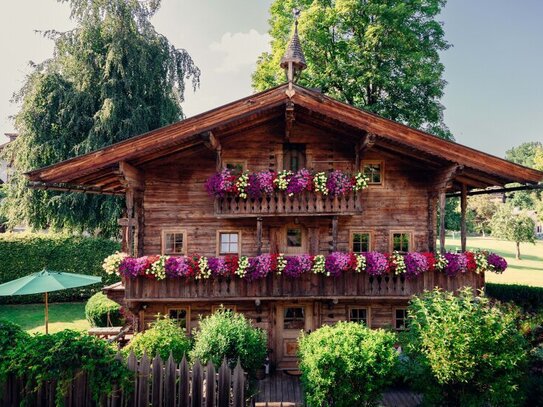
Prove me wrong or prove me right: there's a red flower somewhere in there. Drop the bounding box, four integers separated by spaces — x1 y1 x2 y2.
465 251 477 273
225 255 239 276
421 252 436 272
348 253 358 271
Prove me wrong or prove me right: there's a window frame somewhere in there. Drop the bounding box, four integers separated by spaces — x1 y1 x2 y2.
223 160 247 174
211 304 238 313
161 229 187 256
216 230 242 256
283 224 307 254
394 307 409 331
349 230 373 253
361 160 385 187
389 231 413 253
348 306 371 328
166 306 190 333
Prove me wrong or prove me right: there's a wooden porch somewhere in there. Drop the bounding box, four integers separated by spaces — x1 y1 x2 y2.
254 372 422 407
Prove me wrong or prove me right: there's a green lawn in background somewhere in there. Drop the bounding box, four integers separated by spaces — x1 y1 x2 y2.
442 236 543 287
0 302 89 334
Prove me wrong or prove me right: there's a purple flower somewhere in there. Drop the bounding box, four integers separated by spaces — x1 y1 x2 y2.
119 256 150 278
284 255 312 278
205 169 235 198
443 253 468 276
325 252 351 277
365 252 388 276
165 256 191 278
247 254 273 280
286 169 312 195
326 170 353 196
247 171 275 199
488 253 507 273
207 257 230 277
404 252 428 279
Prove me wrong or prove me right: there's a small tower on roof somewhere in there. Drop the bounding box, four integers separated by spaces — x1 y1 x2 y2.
280 9 306 84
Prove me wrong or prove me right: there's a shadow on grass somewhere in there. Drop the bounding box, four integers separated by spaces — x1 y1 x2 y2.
0 302 87 332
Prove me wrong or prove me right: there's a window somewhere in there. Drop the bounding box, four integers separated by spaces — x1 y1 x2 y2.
349 308 369 326
351 231 371 253
167 307 188 331
283 143 306 172
212 304 237 313
284 307 305 330
391 232 411 252
395 308 408 330
225 161 246 175
217 231 240 255
162 229 186 255
362 161 383 185
287 228 302 247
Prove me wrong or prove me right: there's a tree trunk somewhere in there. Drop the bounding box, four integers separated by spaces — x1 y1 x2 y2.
516 241 521 260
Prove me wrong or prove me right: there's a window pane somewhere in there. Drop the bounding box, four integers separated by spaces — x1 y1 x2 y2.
284 307 305 330
363 163 382 184
226 162 244 174
352 233 369 253
165 233 183 254
350 308 367 324
169 309 187 329
393 233 409 252
220 232 239 254
287 228 302 247
395 309 407 330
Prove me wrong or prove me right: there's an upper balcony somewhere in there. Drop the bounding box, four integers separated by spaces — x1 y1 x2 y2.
214 191 362 218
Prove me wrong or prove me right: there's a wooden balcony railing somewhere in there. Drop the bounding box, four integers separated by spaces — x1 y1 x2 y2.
214 191 362 218
123 271 484 303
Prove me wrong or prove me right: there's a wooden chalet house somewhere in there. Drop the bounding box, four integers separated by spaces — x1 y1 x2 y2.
26 23 542 369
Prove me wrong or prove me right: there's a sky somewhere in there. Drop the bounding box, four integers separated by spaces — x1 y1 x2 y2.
0 0 542 158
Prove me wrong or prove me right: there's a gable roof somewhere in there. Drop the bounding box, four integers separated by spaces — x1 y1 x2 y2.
26 84 543 194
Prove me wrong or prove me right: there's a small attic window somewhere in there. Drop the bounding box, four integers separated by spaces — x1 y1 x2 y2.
362 161 383 185
283 143 306 172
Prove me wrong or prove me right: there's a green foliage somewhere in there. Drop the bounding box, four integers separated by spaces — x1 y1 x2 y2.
467 195 499 236
490 205 536 259
298 321 397 407
0 319 30 380
85 292 123 327
254 0 452 137
190 309 267 376
0 233 120 304
486 283 543 312
506 141 543 168
0 0 199 236
123 316 192 362
405 288 528 406
1 329 129 405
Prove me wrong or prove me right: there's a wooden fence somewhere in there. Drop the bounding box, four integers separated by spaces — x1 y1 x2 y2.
0 352 248 407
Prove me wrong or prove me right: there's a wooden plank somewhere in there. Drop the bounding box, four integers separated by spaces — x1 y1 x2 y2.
192 360 203 407
151 354 163 407
137 353 150 407
205 361 216 407
178 356 190 407
460 183 467 252
439 191 446 254
217 359 231 407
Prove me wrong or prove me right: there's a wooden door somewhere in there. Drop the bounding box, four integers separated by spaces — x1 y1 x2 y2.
275 303 314 370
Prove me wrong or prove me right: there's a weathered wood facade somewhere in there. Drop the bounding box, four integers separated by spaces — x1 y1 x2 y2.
26 81 543 369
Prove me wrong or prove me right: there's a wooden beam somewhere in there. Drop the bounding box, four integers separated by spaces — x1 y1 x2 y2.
119 161 144 190
439 191 446 255
447 183 543 197
433 164 464 191
256 217 263 256
427 191 438 253
460 184 467 252
331 216 338 252
284 101 295 141
27 181 124 196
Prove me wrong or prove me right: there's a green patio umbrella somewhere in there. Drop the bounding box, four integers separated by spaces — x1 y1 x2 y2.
0 269 101 334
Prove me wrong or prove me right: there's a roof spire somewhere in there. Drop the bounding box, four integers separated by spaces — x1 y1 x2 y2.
280 9 307 86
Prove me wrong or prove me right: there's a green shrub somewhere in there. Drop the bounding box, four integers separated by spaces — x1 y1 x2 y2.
0 319 29 380
298 321 397 407
1 330 129 404
85 292 124 327
123 317 192 362
0 233 120 304
190 309 267 376
486 283 543 312
405 288 529 406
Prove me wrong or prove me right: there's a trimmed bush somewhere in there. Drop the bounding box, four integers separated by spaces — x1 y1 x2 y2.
123 317 192 362
405 288 528 406
486 282 543 311
0 319 30 380
190 309 267 376
85 292 124 327
1 330 129 403
0 233 120 304
298 321 398 407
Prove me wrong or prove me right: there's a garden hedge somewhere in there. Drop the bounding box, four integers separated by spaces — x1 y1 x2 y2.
486 283 543 311
0 233 120 304
85 292 124 327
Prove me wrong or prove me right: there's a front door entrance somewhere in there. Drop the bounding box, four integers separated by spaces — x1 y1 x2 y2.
276 303 314 370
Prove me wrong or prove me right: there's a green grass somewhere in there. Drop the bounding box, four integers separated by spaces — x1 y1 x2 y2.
0 302 89 334
442 236 543 287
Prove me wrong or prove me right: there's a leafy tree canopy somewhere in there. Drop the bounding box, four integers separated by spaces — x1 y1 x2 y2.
505 141 543 168
253 0 452 138
504 141 542 211
490 205 535 259
1 0 200 236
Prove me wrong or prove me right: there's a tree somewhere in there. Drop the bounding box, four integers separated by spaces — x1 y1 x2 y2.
253 0 452 138
504 142 542 212
0 0 200 236
467 195 498 236
490 205 535 260
505 141 543 168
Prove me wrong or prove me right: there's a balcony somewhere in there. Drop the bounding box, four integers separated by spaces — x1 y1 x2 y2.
123 271 484 303
214 191 362 218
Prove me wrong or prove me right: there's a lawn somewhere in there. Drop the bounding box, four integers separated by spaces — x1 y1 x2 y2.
443 236 543 287
0 302 89 334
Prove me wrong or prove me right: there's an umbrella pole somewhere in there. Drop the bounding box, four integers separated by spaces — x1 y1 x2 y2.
45 292 49 334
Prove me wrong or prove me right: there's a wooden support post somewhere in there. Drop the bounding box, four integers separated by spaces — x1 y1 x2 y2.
439 191 446 254
126 188 135 256
460 183 467 253
45 292 49 335
331 216 338 252
427 192 438 253
256 217 263 256
135 190 145 257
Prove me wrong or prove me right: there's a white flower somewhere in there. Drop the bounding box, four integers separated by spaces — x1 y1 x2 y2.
102 252 128 275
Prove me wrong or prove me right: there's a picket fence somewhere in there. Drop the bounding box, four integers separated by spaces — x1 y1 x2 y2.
0 352 248 407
